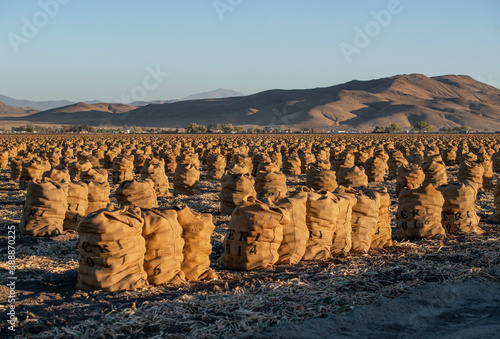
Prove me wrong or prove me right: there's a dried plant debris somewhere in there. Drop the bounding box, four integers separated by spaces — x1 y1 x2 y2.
0 134 499 338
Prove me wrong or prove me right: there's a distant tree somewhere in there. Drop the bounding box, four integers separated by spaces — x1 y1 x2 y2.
186 123 201 133
263 126 272 133
390 123 401 132
247 127 255 133
25 124 34 133
221 123 233 133
373 126 385 133
234 126 244 133
413 121 433 132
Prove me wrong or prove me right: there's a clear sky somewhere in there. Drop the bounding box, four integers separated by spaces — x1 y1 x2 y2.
1 0 499 102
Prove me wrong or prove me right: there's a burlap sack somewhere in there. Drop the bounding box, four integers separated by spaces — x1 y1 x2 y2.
140 158 171 197
492 152 500 173
115 179 158 209
175 205 218 281
407 150 424 165
81 168 108 183
64 181 88 231
301 187 339 260
69 161 92 180
478 158 494 190
0 150 9 168
364 156 388 182
396 164 425 197
266 192 308 265
422 160 448 187
388 151 408 180
437 181 483 234
442 148 457 166
299 152 316 173
77 205 148 291
141 209 186 285
220 195 286 270
231 154 253 174
254 170 287 199
256 162 280 173
494 182 500 221
306 166 338 192
20 158 46 189
112 155 134 185
20 178 68 237
396 184 445 240
42 168 71 182
134 153 150 174
350 189 380 253
220 171 257 215
283 153 302 175
330 189 355 253
103 150 118 169
206 154 226 179
457 161 484 190
85 179 110 214
370 189 393 248
10 158 23 181
331 153 355 173
337 166 368 189
173 163 200 195
162 152 177 173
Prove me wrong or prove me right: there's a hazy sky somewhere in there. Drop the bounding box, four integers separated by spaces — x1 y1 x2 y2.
1 0 499 102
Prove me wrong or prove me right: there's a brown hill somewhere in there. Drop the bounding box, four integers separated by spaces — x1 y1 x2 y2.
18 74 500 131
0 102 39 116
22 102 138 126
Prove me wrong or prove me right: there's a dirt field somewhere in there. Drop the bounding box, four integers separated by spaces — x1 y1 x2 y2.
0 134 499 338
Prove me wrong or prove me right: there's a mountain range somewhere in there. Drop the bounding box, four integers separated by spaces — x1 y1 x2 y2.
2 74 500 131
0 88 244 111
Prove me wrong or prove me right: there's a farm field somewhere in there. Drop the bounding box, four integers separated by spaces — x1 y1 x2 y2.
0 133 499 338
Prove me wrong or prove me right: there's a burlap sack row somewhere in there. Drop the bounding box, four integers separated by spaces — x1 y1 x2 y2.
437 181 483 234
220 195 286 270
77 205 148 291
20 178 68 237
396 184 445 240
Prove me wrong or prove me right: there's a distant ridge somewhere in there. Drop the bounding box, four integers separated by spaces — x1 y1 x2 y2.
8 74 500 131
